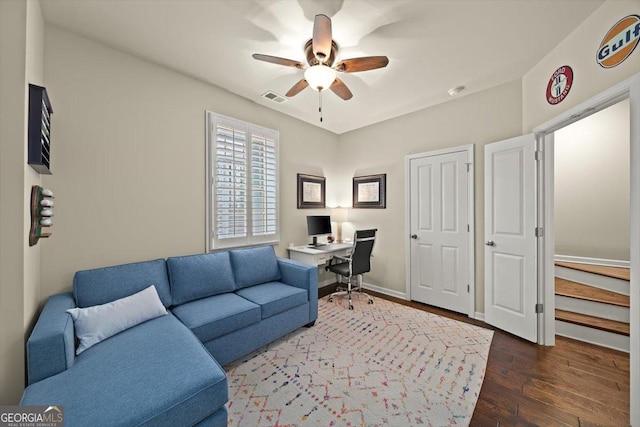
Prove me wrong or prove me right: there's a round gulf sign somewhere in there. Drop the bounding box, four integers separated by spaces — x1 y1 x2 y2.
546 66 573 105
597 14 640 68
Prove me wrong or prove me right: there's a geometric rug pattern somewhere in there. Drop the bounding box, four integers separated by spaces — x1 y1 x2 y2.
225 295 493 426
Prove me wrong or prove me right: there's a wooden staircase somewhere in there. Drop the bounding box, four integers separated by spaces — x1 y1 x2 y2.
554 261 630 352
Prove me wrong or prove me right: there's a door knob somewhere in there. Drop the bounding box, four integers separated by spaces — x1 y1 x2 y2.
485 240 495 246
411 234 418 239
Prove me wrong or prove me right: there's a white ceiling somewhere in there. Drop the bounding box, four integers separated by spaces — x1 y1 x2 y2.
40 0 604 134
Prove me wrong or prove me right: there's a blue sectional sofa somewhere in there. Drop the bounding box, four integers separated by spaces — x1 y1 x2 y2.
21 246 318 427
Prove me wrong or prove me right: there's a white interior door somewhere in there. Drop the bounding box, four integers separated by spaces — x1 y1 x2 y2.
409 149 470 314
484 134 537 342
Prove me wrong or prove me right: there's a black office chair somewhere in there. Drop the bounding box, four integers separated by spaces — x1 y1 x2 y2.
326 229 377 310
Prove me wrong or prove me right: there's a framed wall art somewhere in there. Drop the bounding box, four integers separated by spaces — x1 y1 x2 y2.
297 173 325 209
353 174 386 208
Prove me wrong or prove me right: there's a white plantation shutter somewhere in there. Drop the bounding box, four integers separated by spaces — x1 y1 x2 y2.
251 134 278 237
207 113 279 249
215 125 247 240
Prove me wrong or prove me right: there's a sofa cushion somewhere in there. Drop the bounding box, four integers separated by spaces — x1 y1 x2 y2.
230 245 281 289
167 252 236 305
235 281 308 319
67 285 167 355
171 293 261 343
21 313 227 427
73 259 172 308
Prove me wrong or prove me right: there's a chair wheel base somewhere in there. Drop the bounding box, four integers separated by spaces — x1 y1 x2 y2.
368 299 374 304
349 305 354 310
328 297 333 302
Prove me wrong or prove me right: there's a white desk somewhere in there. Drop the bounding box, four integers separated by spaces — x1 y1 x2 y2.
287 243 352 266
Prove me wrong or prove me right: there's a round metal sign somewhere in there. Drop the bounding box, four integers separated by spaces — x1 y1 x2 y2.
546 66 573 105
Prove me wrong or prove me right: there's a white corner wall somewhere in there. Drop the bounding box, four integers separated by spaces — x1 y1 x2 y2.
24 0 45 333
0 0 44 405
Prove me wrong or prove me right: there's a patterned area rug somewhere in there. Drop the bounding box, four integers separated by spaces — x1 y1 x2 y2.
225 295 493 426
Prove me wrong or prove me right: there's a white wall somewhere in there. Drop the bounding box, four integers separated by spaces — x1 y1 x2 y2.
339 80 523 311
24 0 45 331
41 26 340 299
0 0 44 405
523 0 640 132
555 99 630 261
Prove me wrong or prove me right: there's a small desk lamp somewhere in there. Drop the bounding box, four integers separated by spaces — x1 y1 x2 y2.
331 207 349 243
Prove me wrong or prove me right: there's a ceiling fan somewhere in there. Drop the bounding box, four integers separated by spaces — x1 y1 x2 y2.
252 14 389 102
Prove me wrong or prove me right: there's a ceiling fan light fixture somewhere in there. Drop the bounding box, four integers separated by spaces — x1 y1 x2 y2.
304 65 336 91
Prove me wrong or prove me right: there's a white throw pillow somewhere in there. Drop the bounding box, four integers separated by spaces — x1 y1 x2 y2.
67 285 167 355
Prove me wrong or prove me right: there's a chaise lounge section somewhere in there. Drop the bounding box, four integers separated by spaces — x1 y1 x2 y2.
21 246 318 427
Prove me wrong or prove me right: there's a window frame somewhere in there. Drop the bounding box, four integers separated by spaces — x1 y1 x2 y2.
205 112 280 251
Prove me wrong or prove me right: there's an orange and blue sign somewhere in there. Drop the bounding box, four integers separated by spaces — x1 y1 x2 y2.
597 14 640 68
546 66 573 105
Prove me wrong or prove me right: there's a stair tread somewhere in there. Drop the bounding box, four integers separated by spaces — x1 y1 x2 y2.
555 309 629 336
555 278 629 307
555 261 630 281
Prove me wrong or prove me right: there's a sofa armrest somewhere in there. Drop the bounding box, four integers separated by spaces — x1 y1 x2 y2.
277 258 318 323
26 292 76 385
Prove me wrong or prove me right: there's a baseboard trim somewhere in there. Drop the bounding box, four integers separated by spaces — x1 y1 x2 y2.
362 282 408 300
320 280 408 301
362 282 484 318
555 255 630 268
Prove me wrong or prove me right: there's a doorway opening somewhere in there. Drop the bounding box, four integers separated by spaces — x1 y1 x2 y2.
552 99 630 352
480 74 638 423
534 74 638 425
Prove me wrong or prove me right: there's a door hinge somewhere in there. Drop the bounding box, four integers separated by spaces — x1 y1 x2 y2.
467 224 470 232
535 151 544 161
535 227 544 237
535 303 544 314
465 163 471 172
467 284 470 293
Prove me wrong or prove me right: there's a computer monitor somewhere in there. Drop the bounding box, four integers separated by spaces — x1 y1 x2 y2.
306 215 332 246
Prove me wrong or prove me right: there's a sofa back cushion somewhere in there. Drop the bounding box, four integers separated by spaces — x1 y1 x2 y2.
74 259 172 308
167 252 236 305
230 246 281 289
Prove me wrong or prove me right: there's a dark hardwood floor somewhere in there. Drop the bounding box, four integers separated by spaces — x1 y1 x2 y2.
319 285 630 426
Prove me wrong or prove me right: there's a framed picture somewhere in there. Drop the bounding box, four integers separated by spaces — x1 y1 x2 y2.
353 174 386 209
297 173 326 209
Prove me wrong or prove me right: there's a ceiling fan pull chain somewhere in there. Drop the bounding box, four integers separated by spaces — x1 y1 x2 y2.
319 91 323 122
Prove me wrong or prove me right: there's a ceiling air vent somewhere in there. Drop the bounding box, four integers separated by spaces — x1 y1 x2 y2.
262 91 287 104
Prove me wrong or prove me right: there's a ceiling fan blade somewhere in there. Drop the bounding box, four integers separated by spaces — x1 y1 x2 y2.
285 79 309 97
312 14 332 63
252 54 304 69
335 56 389 73
330 78 353 100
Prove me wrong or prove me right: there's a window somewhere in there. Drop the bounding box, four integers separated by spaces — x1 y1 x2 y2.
206 112 279 250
